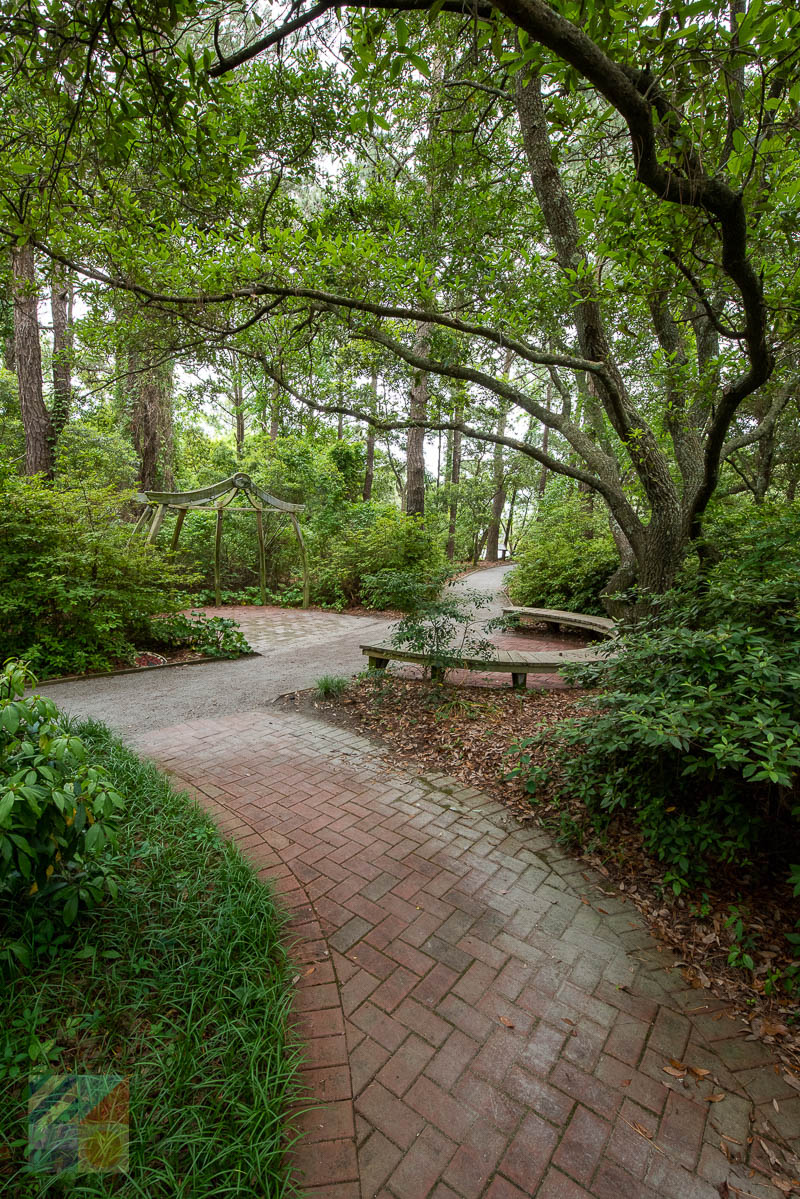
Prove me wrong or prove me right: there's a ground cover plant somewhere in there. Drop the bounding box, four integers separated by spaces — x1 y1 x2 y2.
1 675 300 1197
145 612 254 660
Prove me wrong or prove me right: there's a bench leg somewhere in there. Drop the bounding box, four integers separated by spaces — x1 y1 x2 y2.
430 664 445 683
512 672 527 690
368 656 389 672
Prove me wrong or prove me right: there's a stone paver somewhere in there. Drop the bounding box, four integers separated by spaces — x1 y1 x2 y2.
132 707 796 1199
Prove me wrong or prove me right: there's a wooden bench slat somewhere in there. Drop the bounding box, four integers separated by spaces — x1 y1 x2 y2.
502 606 615 637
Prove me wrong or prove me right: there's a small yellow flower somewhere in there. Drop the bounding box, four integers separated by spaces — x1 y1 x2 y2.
45 864 54 878
29 882 38 895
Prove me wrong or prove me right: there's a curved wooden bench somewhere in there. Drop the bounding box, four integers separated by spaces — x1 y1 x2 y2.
502 606 615 639
360 642 607 689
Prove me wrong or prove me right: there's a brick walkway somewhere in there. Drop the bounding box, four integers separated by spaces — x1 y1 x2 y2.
133 709 797 1199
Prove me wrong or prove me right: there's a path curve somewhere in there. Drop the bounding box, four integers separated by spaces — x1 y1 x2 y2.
38 571 795 1198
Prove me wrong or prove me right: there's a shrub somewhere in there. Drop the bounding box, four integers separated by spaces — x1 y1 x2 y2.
146 612 253 658
508 495 619 615
510 569 800 900
0 473 189 677
0 662 123 940
312 504 446 609
390 587 496 672
361 568 446 613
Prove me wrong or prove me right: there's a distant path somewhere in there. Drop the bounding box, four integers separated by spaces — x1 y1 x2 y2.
39 565 516 738
448 562 516 621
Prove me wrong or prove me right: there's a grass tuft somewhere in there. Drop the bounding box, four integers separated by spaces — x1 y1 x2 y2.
1 721 302 1197
313 675 349 700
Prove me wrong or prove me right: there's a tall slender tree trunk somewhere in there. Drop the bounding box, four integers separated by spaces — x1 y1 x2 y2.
50 266 72 439
363 368 377 501
504 486 517 557
12 244 53 477
130 357 174 491
270 380 280 440
485 401 508 560
445 395 463 561
232 369 245 459
538 380 552 498
406 323 430 516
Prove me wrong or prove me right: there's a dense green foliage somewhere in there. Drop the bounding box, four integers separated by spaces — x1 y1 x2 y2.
0 663 123 941
310 503 446 609
1 718 299 1195
507 496 619 615
146 612 253 659
511 504 800 920
0 474 187 677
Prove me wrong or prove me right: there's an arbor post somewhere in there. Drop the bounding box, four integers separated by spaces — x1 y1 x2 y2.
214 507 223 606
170 507 186 551
256 508 268 606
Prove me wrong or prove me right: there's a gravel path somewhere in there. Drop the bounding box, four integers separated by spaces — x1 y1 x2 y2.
39 565 516 738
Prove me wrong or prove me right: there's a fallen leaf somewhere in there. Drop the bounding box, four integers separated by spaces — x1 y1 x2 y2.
663 1066 686 1078
669 1058 686 1070
759 1139 782 1169
304 966 316 976
707 1092 726 1103
689 1066 712 1079
769 1178 794 1195
773 1099 780 1112
499 1016 515 1028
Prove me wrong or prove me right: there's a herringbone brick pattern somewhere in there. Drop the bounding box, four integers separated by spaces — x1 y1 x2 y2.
134 711 795 1199
199 605 375 651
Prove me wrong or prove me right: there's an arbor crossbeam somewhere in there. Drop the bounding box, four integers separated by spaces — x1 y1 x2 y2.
134 473 310 608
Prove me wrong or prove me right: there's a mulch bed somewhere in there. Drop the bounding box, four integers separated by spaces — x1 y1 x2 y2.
279 672 800 1074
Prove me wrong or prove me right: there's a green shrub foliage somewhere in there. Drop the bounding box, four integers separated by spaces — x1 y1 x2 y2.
146 612 253 658
508 495 619 615
310 503 446 609
0 473 187 676
0 662 123 934
511 503 800 901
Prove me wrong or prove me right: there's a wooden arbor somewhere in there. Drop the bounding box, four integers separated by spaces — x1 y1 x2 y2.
133 472 310 608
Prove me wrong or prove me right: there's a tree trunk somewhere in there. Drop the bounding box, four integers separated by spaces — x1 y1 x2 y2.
12 244 53 477
233 370 245 459
446 395 463 561
485 402 508 561
406 322 430 516
538 380 551 497
363 368 377 501
504 486 517 558
50 266 72 439
131 358 174 491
